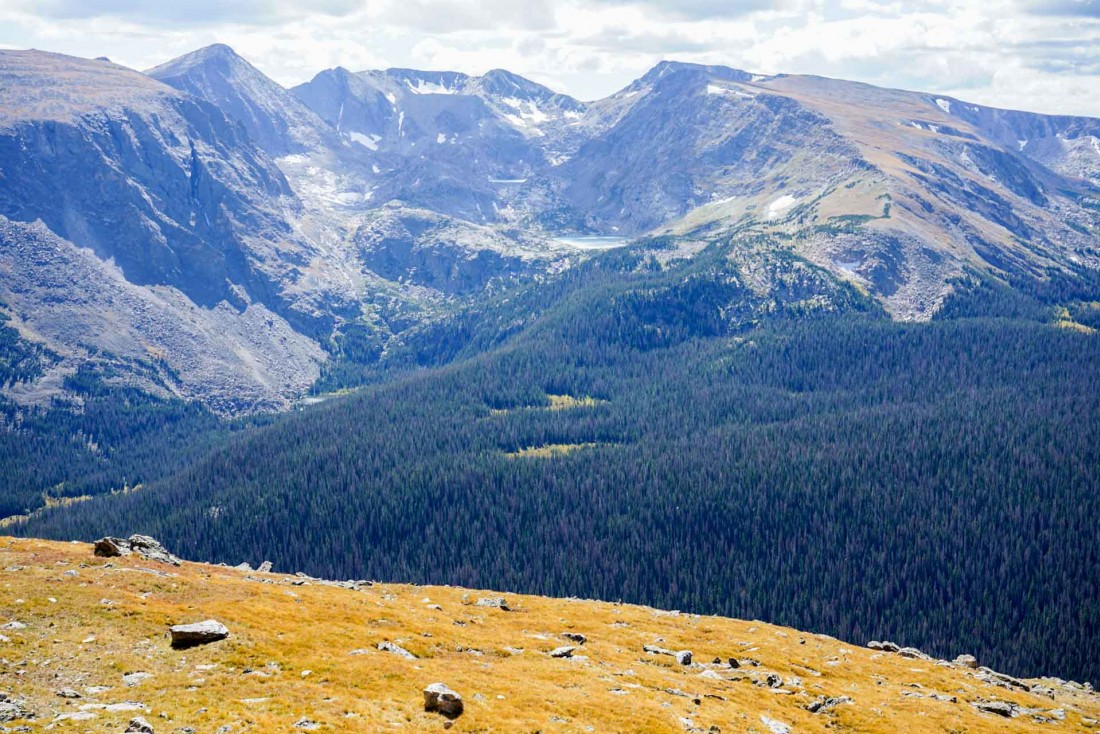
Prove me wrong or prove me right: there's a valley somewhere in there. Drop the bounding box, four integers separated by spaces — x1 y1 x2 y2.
0 41 1098 709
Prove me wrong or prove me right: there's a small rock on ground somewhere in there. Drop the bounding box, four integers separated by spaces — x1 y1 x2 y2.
125 716 155 733
424 683 464 718
378 641 416 659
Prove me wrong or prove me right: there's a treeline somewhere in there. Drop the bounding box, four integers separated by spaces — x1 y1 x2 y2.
17 312 1100 684
0 308 56 388
0 364 229 519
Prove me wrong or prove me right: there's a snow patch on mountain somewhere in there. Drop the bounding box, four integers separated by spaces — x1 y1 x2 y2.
349 131 380 150
406 78 457 95
766 194 798 219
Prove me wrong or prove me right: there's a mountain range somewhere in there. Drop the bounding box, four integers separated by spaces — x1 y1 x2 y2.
0 44 1097 410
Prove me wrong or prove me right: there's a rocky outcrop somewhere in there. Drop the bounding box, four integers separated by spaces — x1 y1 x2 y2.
806 695 852 713
0 693 32 722
94 535 181 566
974 700 1018 717
867 640 900 652
898 646 930 660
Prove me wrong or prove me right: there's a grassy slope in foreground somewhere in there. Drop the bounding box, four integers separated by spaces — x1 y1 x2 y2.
1 537 1097 733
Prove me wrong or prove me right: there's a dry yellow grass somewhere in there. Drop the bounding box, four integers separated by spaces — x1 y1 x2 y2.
1 536 1097 733
490 394 607 417
545 395 606 410
504 443 602 458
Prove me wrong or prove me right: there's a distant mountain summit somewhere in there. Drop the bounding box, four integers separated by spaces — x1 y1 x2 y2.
147 43 333 156
0 49 327 410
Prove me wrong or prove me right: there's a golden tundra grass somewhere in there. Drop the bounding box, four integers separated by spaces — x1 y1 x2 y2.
490 393 607 417
1 537 1097 732
504 443 602 458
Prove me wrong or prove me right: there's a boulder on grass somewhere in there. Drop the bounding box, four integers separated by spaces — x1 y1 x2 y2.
423 683 463 718
125 716 155 733
170 620 229 649
955 654 979 669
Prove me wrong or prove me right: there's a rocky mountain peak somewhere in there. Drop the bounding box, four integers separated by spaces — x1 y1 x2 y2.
148 43 333 157
640 59 754 87
473 68 584 111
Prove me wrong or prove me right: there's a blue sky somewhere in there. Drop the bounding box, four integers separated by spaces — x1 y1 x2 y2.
2 0 1099 115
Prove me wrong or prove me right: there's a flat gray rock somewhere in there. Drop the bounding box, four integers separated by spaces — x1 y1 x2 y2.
975 700 1018 717
377 641 416 659
644 644 692 665
475 597 510 610
170 620 230 649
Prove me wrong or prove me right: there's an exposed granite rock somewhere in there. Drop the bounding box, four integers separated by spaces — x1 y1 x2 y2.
378 641 416 659
423 683 463 718
974 700 1018 717
125 716 155 733
170 620 230 649
94 536 181 566
644 644 693 665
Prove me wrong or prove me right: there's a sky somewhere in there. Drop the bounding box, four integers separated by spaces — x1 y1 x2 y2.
1 0 1099 116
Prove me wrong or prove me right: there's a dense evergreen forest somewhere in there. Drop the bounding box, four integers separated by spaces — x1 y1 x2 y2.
6 240 1100 685
0 304 238 520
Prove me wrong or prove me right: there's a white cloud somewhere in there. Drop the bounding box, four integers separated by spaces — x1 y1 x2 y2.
0 0 1097 116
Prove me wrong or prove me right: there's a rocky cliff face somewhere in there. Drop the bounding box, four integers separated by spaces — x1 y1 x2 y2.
291 65 586 224
0 51 328 315
352 204 570 296
0 51 333 409
0 216 324 412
